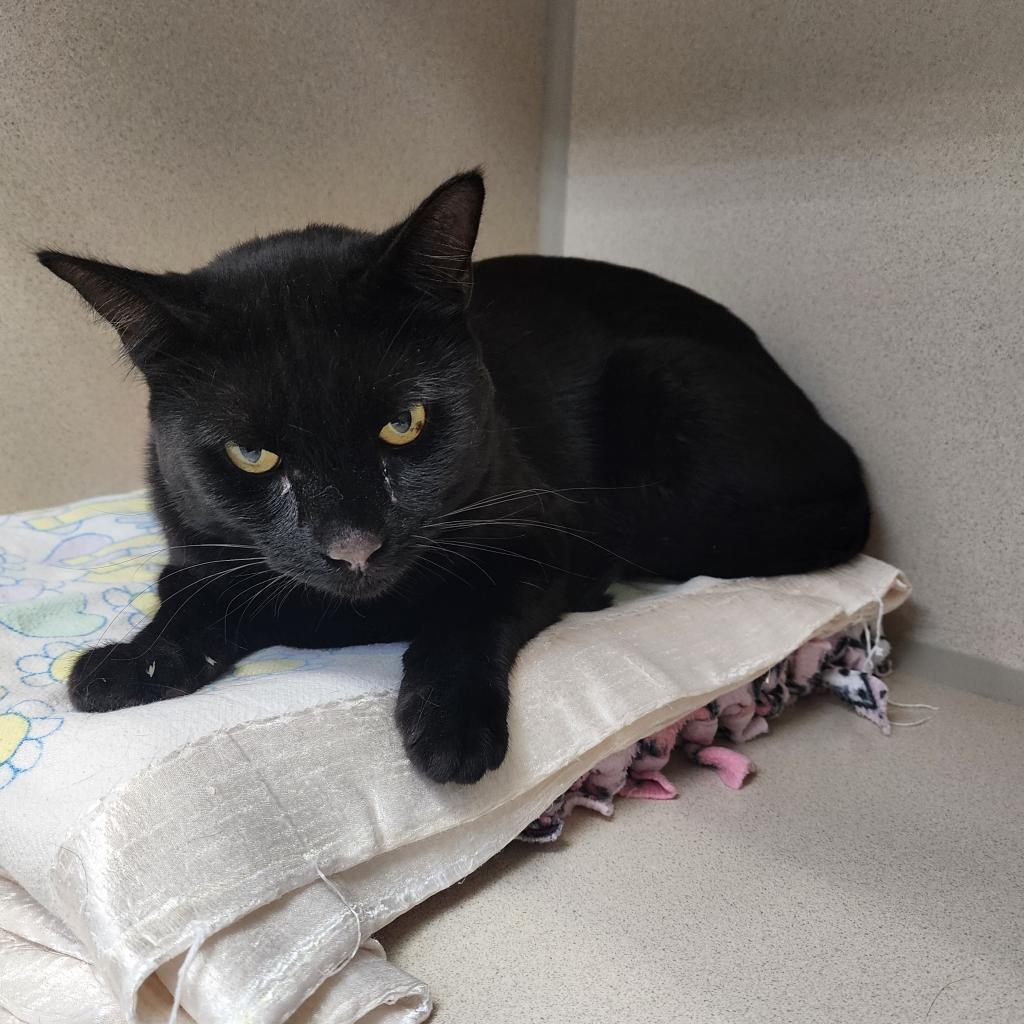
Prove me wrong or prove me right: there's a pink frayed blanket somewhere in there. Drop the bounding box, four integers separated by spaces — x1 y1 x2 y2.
521 624 891 842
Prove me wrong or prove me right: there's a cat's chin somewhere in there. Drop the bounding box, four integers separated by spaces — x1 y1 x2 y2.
337 577 396 602
297 566 402 604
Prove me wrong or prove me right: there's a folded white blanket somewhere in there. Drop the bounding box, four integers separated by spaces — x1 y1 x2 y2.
0 492 909 1023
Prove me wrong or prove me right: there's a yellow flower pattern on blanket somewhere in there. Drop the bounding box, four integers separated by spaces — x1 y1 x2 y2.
24 494 151 532
233 657 306 678
0 696 63 790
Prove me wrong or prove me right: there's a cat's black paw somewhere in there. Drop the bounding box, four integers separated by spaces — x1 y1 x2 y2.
395 677 509 785
68 638 210 712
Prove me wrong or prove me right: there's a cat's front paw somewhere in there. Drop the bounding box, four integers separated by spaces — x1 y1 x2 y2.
68 638 205 712
396 676 509 785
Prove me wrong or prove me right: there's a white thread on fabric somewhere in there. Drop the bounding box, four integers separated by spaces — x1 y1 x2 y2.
167 927 207 1024
315 865 363 953
888 699 938 728
862 599 886 673
855 603 933 727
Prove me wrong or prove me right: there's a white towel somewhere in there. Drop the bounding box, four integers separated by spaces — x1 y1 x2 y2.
0 492 909 1023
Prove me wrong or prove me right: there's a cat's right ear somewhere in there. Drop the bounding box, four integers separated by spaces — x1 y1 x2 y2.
377 170 485 306
37 251 197 373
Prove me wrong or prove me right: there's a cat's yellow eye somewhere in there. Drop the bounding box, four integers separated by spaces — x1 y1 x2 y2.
379 403 426 446
225 442 280 473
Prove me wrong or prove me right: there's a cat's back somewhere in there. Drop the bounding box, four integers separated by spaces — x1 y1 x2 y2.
466 255 790 485
469 255 760 357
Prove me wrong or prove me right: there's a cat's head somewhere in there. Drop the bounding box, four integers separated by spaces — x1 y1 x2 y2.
39 172 497 600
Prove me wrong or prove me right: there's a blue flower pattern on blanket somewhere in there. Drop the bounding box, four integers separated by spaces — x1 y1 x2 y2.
0 544 58 606
16 641 84 688
0 492 329 790
0 695 63 790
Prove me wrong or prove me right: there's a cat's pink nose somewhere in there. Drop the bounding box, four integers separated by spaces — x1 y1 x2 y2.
324 532 382 571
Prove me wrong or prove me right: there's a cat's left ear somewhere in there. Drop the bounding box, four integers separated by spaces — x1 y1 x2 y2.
380 170 485 304
37 251 199 373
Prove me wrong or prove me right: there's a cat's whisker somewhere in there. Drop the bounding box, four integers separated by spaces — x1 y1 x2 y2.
273 576 300 619
221 575 281 645
245 582 281 624
433 486 590 521
412 537 490 586
87 543 262 576
90 557 265 647
426 516 655 574
251 572 298 622
433 489 549 519
409 555 451 588
220 569 282 626
221 571 281 645
237 568 306 629
131 562 268 661
434 481 656 522
431 538 594 581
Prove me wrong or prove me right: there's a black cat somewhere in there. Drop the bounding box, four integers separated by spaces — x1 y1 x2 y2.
39 171 869 783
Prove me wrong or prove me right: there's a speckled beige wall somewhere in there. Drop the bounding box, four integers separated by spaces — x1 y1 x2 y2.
565 1 1024 670
0 0 545 512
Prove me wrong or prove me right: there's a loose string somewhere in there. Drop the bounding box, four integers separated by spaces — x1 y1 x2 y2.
861 601 935 727
317 865 364 962
165 870 360 1024
168 926 207 1024
888 699 938 728
862 599 886 674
